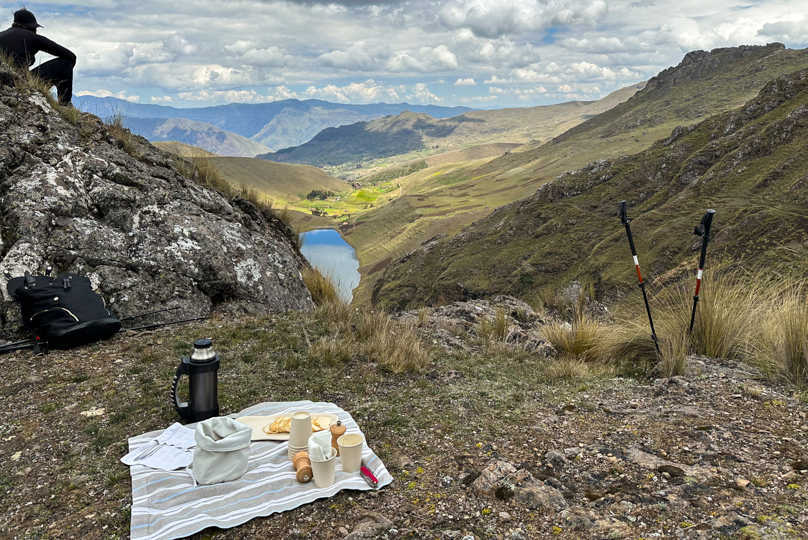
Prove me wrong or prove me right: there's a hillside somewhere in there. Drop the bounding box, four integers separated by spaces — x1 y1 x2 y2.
258 84 644 168
152 141 219 157
371 66 808 309
210 156 348 205
121 117 272 157
344 43 808 305
74 96 471 151
5 305 808 539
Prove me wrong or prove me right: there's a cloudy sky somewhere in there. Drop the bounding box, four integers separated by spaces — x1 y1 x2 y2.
3 0 807 109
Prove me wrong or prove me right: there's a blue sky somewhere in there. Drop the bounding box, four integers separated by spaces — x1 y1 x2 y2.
3 0 808 108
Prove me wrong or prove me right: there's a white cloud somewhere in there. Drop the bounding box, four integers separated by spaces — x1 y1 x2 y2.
450 28 542 68
35 0 808 108
75 89 140 102
454 78 476 86
319 41 392 71
405 83 442 104
655 18 717 50
456 95 498 102
151 96 173 102
303 80 401 103
438 0 608 38
238 46 289 67
758 18 808 43
386 45 458 72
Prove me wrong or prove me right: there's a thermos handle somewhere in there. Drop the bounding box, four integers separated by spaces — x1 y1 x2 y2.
171 358 191 419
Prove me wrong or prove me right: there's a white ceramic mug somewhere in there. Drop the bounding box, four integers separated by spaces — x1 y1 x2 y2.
337 433 364 473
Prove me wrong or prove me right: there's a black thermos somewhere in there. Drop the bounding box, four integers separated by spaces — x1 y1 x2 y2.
171 338 220 422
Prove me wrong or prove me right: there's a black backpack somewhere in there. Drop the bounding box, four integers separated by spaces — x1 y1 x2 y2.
5 272 122 350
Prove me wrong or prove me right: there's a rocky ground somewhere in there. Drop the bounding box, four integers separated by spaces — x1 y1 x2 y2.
1 300 807 540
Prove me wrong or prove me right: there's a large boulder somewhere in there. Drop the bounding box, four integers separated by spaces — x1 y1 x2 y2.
0 64 312 340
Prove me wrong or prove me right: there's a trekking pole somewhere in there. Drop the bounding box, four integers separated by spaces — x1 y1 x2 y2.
119 307 180 322
0 338 36 355
688 209 716 334
618 201 661 358
121 316 209 333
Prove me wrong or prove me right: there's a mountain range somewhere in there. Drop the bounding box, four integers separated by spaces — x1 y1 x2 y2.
258 83 644 168
73 96 471 157
368 43 808 309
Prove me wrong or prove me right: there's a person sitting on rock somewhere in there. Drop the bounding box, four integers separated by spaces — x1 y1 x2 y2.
0 8 76 106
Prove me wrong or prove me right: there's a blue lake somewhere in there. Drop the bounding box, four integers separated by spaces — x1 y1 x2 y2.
300 228 361 302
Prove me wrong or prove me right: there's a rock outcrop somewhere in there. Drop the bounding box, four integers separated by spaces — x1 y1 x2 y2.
0 64 312 340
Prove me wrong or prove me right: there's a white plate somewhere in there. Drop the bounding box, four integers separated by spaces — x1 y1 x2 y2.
235 413 339 441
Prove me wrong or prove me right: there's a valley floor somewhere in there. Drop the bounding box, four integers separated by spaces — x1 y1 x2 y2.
1 310 807 540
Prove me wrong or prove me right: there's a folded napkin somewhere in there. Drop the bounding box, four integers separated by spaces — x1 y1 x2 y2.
121 422 196 471
307 430 335 461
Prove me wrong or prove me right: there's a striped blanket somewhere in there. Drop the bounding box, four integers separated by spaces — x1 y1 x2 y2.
128 401 392 540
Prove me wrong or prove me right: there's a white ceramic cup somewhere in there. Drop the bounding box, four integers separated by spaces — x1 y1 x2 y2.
310 448 337 488
337 433 364 473
289 411 312 448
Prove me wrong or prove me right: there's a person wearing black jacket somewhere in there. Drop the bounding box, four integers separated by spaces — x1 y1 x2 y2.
0 8 76 106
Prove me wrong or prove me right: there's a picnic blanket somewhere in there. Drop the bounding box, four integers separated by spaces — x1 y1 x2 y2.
127 401 393 540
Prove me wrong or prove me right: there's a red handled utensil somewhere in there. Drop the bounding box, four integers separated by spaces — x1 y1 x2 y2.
360 459 378 488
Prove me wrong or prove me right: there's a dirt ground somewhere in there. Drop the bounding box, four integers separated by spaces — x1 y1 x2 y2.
1 312 807 540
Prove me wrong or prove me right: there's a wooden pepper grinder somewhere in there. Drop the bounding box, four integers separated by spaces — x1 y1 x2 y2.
330 420 346 456
292 451 313 483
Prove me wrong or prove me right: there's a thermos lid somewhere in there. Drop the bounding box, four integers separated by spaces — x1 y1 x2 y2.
191 338 217 362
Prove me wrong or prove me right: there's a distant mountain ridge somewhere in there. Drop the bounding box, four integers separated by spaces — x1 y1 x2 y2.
73 96 472 156
257 84 645 168
126 117 272 158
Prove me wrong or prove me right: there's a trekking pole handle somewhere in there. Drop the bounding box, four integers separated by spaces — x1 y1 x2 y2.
618 201 638 257
694 209 716 269
618 200 629 226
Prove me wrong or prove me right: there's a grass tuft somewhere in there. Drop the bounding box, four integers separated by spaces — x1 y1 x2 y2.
541 315 610 363
105 112 143 159
176 153 232 195
301 267 341 306
354 308 430 373
477 308 509 342
754 286 808 387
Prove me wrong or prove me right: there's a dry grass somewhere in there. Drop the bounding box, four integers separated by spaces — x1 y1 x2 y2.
541 315 611 363
301 267 340 306
308 334 353 366
176 153 233 196
600 269 808 381
354 309 430 373
476 308 509 342
105 112 143 159
541 356 591 384
59 103 81 125
754 287 808 387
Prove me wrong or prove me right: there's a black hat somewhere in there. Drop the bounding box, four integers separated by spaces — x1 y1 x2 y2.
13 9 43 30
